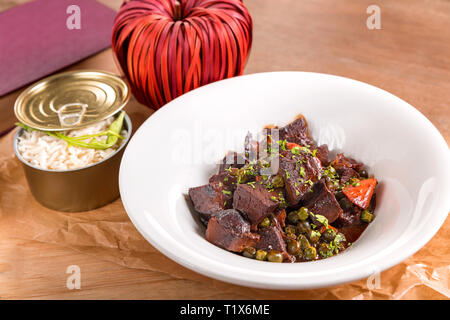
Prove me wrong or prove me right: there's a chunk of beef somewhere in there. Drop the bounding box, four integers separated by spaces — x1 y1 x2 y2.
301 180 343 223
256 127 280 159
333 206 361 227
244 132 260 163
315 144 329 166
279 150 322 206
189 183 232 221
256 225 294 262
206 209 260 252
209 172 238 191
274 209 286 228
339 167 359 184
218 151 245 173
233 183 280 229
279 115 314 147
332 199 370 243
256 225 287 253
331 153 363 174
330 153 364 185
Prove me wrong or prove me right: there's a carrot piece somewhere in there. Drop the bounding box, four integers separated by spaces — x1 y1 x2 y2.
286 142 300 150
342 178 377 209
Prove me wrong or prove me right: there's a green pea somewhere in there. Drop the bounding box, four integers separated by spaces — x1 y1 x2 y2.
321 228 336 242
272 175 285 188
303 247 317 261
335 191 345 200
298 207 309 221
297 221 311 234
242 247 256 259
285 232 297 241
333 233 346 250
284 225 297 235
229 167 239 176
267 250 284 263
287 240 300 255
259 217 271 228
309 230 321 244
359 169 368 178
339 198 353 210
335 232 346 245
288 211 300 224
361 210 374 223
318 243 333 258
297 234 310 250
237 168 249 183
255 250 268 261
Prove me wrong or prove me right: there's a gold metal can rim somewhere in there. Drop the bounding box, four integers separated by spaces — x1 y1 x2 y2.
14 70 130 131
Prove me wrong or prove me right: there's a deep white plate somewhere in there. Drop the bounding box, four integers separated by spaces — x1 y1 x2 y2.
119 72 450 290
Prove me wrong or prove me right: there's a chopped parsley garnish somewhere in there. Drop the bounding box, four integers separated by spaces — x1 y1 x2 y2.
314 214 329 227
299 166 306 178
222 190 232 196
237 165 257 184
329 234 345 254
284 169 291 179
270 194 287 208
291 146 301 155
291 145 313 156
277 139 288 151
323 165 337 179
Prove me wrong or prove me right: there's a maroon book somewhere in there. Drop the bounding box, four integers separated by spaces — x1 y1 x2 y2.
0 0 117 97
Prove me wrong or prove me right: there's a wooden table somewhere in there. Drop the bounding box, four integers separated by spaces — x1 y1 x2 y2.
0 0 449 299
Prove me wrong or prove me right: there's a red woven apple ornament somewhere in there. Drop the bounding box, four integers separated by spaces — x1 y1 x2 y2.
112 0 252 110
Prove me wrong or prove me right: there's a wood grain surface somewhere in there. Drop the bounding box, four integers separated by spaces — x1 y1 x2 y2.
0 0 449 299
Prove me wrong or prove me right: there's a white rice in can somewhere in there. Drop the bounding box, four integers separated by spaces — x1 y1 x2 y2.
17 116 127 171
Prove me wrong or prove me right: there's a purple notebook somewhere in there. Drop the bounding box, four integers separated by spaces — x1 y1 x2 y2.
0 0 117 96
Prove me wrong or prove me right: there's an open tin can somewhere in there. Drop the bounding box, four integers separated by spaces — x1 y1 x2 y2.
13 70 132 212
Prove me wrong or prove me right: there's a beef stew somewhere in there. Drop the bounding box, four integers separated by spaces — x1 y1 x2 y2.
189 115 378 262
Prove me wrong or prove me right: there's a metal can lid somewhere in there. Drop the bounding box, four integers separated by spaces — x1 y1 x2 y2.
14 70 130 131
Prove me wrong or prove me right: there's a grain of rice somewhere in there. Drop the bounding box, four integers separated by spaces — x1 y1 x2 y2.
17 116 127 171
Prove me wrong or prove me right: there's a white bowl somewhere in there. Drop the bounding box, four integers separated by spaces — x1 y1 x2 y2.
119 72 450 290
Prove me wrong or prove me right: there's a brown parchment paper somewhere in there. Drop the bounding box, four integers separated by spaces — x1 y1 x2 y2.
0 116 448 300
